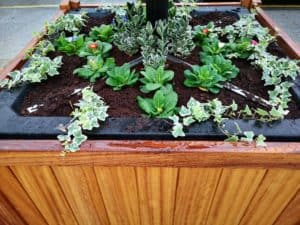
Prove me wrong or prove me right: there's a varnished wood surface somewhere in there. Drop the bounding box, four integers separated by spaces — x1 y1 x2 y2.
0 140 299 168
0 166 299 225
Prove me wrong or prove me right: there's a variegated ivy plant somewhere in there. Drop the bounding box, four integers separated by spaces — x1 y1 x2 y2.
0 54 62 89
57 87 109 152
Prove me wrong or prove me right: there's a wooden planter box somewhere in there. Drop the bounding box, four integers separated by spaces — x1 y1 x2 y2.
0 1 299 225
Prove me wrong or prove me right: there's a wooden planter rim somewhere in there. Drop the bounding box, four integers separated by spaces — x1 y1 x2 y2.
0 0 299 168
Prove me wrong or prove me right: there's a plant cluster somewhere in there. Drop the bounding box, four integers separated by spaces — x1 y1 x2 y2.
46 13 87 36
113 2 146 56
74 55 115 82
106 63 138 90
25 40 55 59
54 34 85 55
137 84 178 118
0 54 62 89
78 40 112 57
169 97 266 146
89 24 114 43
140 65 174 93
58 87 109 152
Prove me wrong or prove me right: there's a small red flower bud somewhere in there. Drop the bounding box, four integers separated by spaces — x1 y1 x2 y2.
203 28 209 35
88 43 98 49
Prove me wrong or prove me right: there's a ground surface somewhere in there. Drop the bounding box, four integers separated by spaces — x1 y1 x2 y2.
0 1 299 69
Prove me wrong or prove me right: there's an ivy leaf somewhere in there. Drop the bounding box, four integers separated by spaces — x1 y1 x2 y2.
255 134 267 147
241 131 255 143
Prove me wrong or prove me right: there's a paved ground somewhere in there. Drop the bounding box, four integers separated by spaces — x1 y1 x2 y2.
0 2 299 69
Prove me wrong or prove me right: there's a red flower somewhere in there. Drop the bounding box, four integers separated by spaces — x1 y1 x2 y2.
203 28 209 35
88 43 98 49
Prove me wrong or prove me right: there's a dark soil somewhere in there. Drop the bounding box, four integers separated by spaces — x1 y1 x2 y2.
190 11 238 27
81 13 115 35
19 11 300 119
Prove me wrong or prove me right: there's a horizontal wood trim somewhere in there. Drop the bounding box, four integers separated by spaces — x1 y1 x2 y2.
0 140 299 168
256 7 300 59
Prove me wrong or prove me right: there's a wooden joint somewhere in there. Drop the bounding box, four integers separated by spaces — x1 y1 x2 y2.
70 0 80 10
60 0 71 11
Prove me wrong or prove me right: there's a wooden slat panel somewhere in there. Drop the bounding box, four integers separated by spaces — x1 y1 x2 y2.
239 169 300 225
11 166 77 225
136 167 178 225
206 168 266 225
174 168 222 225
0 191 26 225
94 167 140 225
0 167 46 225
273 190 300 225
52 166 110 225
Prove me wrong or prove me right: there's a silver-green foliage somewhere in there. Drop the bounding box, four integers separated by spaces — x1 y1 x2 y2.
46 13 87 36
113 2 146 56
57 87 109 152
25 40 55 59
170 97 266 146
0 54 62 89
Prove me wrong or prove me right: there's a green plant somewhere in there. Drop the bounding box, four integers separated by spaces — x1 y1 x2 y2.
78 40 112 57
193 22 216 44
200 54 239 80
46 13 87 36
89 24 114 42
0 71 23 90
202 37 228 55
113 2 146 55
73 55 115 82
226 37 254 59
25 40 55 59
184 65 224 94
139 21 169 69
106 63 138 90
140 65 174 93
57 87 109 152
137 84 178 118
54 34 85 56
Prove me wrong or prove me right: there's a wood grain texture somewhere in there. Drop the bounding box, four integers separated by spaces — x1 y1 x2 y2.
273 190 300 225
136 167 178 225
0 167 47 225
174 168 222 225
206 168 266 225
0 140 299 169
10 166 77 225
0 191 27 225
94 167 140 225
239 169 300 225
52 166 110 225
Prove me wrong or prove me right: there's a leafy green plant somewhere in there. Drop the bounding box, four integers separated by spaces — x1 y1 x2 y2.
113 2 146 55
89 24 114 42
137 85 178 118
140 66 174 93
0 71 23 90
46 13 87 36
78 40 112 58
25 40 55 59
54 34 85 56
57 87 109 152
193 22 215 44
73 55 115 82
202 37 228 55
200 54 239 80
184 65 224 94
227 37 254 59
106 63 138 90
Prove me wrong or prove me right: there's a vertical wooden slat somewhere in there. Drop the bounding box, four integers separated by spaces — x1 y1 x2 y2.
94 167 140 225
0 191 27 225
174 168 222 225
135 167 178 225
273 190 300 225
206 168 266 225
11 166 77 225
0 167 46 225
52 166 110 225
239 169 300 225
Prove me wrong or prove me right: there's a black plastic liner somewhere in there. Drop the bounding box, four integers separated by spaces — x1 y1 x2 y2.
0 6 299 141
